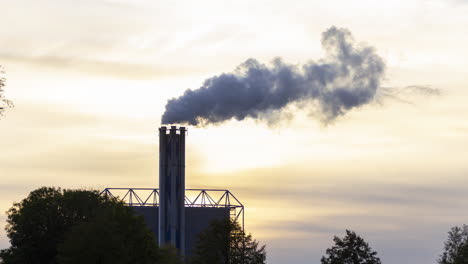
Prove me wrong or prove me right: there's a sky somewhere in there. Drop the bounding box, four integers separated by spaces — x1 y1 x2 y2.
1 0 468 263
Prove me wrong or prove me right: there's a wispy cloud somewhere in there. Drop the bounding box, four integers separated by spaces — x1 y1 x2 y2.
0 53 202 79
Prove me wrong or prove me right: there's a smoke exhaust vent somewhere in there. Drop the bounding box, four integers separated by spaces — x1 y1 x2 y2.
159 126 186 254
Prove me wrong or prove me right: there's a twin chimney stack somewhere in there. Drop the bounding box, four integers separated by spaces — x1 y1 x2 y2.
159 126 186 254
102 125 241 257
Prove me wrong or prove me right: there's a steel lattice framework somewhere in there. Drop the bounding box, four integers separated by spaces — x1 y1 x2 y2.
101 188 244 229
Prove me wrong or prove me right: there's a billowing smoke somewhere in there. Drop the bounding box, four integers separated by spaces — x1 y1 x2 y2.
162 26 385 126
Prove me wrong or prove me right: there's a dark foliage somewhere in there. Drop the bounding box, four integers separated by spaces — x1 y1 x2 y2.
0 187 161 264
191 219 266 264
439 225 468 264
158 246 184 264
0 68 13 116
321 230 381 264
453 243 468 264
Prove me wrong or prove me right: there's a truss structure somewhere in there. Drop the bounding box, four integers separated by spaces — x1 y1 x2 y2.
101 188 244 229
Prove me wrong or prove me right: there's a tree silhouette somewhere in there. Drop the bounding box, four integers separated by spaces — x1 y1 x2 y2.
439 225 468 264
55 203 161 264
191 219 266 264
321 230 381 264
0 68 13 116
0 187 162 264
452 243 468 264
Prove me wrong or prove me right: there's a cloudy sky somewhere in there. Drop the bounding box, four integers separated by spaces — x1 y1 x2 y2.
1 0 468 263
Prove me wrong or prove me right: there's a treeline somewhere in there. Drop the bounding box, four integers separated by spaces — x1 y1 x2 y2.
0 187 466 264
0 187 265 264
319 227 468 264
0 187 170 264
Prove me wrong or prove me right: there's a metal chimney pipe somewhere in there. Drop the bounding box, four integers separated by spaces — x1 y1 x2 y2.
159 126 186 255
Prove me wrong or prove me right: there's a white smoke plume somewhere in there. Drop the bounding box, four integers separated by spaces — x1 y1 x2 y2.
162 26 385 126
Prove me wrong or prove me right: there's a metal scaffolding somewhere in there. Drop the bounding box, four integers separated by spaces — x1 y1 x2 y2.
101 188 244 230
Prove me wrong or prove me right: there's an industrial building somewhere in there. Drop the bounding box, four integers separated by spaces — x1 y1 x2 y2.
102 126 244 256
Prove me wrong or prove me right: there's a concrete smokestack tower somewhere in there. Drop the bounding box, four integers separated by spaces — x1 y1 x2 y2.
159 126 186 255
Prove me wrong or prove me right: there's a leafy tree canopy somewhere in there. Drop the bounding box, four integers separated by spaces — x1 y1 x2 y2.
0 187 164 264
191 219 266 264
439 225 468 264
321 230 381 264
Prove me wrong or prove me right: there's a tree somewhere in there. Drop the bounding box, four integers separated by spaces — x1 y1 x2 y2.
452 243 468 264
56 204 160 264
0 187 161 264
439 225 468 264
158 246 184 264
321 230 381 264
191 219 266 264
0 67 13 116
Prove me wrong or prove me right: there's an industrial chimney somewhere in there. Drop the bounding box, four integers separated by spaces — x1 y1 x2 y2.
159 126 186 255
103 125 243 257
